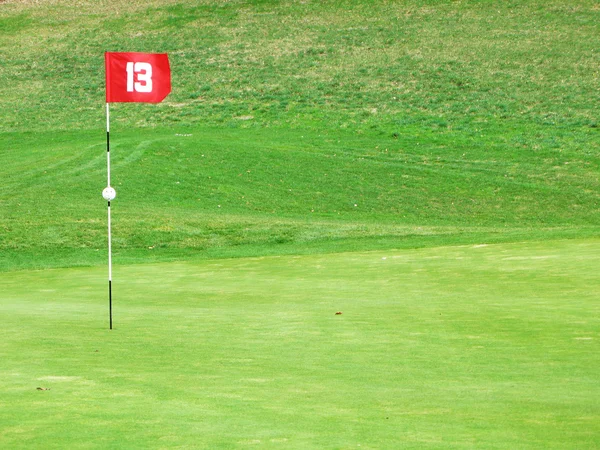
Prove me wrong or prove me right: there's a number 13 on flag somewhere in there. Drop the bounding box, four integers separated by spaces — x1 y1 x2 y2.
105 52 171 103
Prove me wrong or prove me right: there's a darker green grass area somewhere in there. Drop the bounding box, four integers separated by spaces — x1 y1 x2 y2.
0 0 599 272
0 124 598 271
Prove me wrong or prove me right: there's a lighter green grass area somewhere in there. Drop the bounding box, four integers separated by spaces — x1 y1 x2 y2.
1 240 599 448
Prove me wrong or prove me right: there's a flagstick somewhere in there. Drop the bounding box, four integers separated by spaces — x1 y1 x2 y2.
106 103 113 330
104 52 170 330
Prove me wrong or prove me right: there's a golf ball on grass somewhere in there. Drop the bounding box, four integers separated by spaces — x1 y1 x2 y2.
102 187 116 201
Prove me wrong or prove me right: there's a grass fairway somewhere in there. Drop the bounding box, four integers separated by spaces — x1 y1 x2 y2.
1 0 599 447
1 239 598 448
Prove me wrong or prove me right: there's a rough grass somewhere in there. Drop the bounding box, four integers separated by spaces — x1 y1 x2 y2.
1 0 599 132
1 0 599 270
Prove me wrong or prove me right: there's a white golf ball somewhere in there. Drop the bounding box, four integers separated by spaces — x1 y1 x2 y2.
102 186 116 201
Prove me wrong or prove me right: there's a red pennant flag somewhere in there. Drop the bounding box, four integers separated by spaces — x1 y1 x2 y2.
105 52 171 103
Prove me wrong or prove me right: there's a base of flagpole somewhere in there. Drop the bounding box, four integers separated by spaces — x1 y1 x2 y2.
109 280 113 330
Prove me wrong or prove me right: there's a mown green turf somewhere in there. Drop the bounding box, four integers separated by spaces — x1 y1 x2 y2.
1 240 599 448
1 124 598 271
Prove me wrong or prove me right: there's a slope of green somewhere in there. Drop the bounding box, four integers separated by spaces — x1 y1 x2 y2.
1 125 598 271
1 241 599 448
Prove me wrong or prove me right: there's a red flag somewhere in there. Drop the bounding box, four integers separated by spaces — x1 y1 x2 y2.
105 52 171 103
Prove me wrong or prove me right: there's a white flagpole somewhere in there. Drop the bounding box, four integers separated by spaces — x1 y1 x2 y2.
105 102 113 330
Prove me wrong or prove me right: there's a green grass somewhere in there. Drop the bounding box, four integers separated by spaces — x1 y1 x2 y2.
1 240 599 448
1 0 599 271
1 125 598 271
2 0 599 133
1 0 599 447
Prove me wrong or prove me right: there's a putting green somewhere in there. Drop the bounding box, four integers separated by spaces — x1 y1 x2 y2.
1 239 599 448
